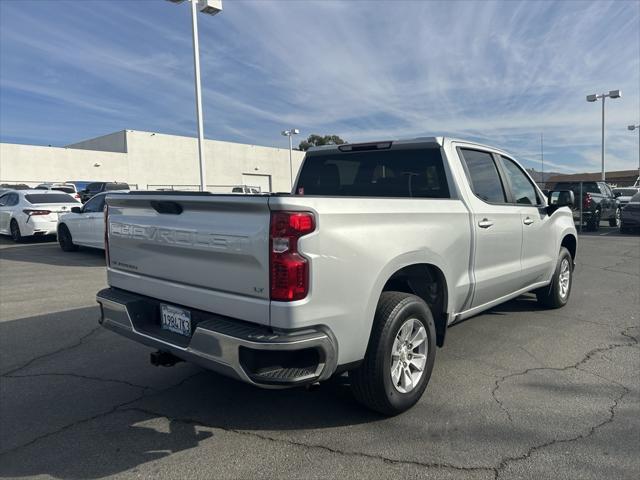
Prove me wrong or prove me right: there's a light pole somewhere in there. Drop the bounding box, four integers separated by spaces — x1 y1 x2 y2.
281 129 300 190
586 90 622 182
628 124 640 177
167 0 222 192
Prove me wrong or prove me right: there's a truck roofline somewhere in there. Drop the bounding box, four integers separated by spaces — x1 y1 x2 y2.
306 136 515 158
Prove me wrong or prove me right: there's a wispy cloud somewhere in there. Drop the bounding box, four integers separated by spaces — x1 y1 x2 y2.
1 0 638 172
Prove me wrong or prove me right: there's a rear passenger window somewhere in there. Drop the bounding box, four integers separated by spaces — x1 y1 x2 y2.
460 149 506 203
500 156 540 205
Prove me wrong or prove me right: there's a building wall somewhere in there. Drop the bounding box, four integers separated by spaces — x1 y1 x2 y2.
1 130 306 192
0 142 127 186
124 130 304 192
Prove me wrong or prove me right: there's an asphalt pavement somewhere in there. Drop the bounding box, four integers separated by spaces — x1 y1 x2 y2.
0 229 638 479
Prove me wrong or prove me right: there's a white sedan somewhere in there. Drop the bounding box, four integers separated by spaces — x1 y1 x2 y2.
57 191 126 251
0 190 81 242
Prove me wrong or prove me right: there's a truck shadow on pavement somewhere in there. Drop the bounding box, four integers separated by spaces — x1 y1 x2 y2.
0 307 379 478
1 300 636 478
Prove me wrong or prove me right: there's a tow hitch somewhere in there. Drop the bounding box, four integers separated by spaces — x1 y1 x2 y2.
150 350 183 367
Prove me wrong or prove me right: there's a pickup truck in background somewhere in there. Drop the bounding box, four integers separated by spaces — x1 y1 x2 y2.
97 137 577 415
552 181 620 231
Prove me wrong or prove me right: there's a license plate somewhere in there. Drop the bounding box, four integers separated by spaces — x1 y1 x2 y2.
160 304 192 337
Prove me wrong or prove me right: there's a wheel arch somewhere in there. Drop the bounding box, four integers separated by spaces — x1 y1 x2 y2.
560 233 577 262
377 262 450 348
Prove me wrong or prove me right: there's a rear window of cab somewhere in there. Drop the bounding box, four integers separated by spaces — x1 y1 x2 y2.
296 147 450 198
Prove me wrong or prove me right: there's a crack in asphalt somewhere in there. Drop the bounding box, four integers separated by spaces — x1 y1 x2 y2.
0 371 204 457
491 326 638 416
120 406 496 476
4 372 156 392
2 308 637 477
490 326 638 477
1 324 102 377
494 386 630 479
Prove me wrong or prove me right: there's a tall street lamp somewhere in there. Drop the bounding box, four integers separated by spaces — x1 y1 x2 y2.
281 129 300 190
629 124 640 177
586 90 622 181
167 0 222 191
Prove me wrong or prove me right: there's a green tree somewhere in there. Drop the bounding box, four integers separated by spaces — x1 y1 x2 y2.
298 134 347 151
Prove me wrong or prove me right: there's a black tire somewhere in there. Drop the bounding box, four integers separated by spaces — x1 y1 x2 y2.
58 224 79 252
536 247 573 308
350 292 436 416
609 208 620 227
586 211 600 231
10 219 22 243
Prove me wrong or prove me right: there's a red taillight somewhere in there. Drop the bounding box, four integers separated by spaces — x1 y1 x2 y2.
583 193 592 209
270 211 315 301
104 204 110 266
74 193 81 200
23 209 51 216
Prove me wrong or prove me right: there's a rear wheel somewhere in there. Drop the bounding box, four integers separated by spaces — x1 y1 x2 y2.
10 219 22 243
350 292 436 416
609 208 621 227
58 224 79 252
536 247 573 308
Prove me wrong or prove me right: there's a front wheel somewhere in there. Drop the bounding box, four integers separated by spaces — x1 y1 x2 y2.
350 292 436 416
609 208 621 227
536 247 573 308
58 224 79 252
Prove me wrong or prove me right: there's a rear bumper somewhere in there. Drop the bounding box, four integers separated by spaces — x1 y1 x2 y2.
22 217 58 236
572 210 593 222
96 288 338 388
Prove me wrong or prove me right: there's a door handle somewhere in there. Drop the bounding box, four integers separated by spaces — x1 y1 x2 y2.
523 217 534 225
478 218 493 229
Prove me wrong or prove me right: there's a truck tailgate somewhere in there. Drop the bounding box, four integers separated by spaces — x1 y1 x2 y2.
105 193 271 325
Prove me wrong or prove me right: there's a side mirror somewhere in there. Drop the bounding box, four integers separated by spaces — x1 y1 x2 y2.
547 190 574 214
613 192 621 197
71 206 82 214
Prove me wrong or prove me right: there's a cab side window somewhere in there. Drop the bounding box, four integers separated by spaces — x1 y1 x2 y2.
83 195 104 213
500 156 540 206
460 149 507 203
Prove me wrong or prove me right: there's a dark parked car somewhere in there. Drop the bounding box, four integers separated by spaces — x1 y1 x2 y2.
553 181 620 231
65 181 95 193
620 192 640 233
613 187 640 208
79 182 129 203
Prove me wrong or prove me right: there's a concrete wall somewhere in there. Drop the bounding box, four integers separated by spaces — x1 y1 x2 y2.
66 130 127 153
1 130 306 192
0 142 127 186
125 130 304 192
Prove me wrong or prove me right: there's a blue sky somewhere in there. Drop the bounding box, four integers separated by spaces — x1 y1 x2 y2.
1 0 639 173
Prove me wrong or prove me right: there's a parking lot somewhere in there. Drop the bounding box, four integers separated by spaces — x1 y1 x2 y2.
0 229 638 480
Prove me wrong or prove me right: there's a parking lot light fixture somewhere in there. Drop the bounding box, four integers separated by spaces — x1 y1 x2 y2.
281 129 300 190
586 90 622 181
628 124 640 176
166 0 223 192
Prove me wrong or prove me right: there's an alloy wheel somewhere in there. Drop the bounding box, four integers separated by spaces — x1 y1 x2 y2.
390 318 428 393
559 258 571 299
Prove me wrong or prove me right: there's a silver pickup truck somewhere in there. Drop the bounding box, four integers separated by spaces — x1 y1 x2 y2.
97 137 577 415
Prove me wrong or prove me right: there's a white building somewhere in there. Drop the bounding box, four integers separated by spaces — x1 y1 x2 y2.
0 129 306 193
